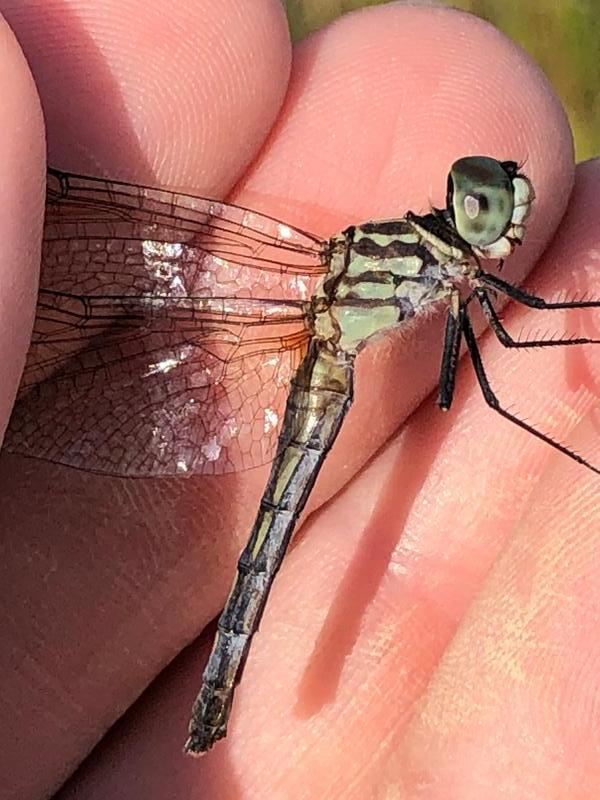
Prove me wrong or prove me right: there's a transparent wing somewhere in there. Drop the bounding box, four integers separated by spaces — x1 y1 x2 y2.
3 169 329 476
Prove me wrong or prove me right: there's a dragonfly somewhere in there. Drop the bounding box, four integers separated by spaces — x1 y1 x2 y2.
3 156 599 755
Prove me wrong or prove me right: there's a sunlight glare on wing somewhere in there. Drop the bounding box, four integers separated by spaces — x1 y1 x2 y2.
278 224 293 240
4 168 326 477
142 240 187 295
143 344 195 377
263 407 279 434
200 436 221 463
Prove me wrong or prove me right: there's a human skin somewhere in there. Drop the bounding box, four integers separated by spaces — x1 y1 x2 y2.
0 1 599 798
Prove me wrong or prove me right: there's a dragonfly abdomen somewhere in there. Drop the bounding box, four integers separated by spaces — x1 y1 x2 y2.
186 340 354 754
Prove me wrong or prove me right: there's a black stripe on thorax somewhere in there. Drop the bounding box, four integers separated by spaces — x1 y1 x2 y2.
350 235 437 267
357 220 413 236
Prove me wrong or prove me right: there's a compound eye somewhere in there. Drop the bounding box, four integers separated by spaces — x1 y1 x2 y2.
448 156 514 247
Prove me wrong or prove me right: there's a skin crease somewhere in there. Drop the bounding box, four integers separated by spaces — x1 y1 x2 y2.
0 1 598 798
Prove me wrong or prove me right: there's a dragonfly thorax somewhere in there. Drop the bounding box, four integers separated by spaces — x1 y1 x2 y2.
313 215 476 354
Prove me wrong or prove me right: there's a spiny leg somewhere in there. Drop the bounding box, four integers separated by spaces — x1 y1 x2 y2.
460 304 600 476
438 291 463 411
475 286 600 349
479 271 600 311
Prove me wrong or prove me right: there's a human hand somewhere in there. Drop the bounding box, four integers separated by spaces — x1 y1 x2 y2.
1 2 599 799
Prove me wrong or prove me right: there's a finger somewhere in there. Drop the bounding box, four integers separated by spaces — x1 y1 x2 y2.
232 1 575 505
0 2 291 798
233 157 600 796
0 0 291 192
51 6 582 799
0 17 44 438
394 418 600 799
378 158 600 799
89 159 598 798
345 159 600 796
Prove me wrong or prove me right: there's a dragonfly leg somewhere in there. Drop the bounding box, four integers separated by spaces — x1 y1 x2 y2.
461 305 600 475
479 271 600 311
438 291 463 411
475 287 600 348
185 341 354 754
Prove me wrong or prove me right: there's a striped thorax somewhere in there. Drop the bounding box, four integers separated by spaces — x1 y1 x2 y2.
313 156 534 354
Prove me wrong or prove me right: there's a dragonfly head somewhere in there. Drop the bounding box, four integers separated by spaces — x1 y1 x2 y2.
445 156 534 260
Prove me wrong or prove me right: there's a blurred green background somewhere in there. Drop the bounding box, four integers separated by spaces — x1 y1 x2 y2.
285 0 599 162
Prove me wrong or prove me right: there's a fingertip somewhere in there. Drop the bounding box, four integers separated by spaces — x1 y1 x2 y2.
0 15 45 440
1 0 291 194
239 3 573 270
393 403 600 799
232 3 576 496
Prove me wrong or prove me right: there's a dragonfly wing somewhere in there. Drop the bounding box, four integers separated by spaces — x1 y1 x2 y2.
43 168 327 299
5 320 310 476
3 170 327 476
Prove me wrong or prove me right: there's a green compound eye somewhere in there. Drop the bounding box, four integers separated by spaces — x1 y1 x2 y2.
447 156 515 247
